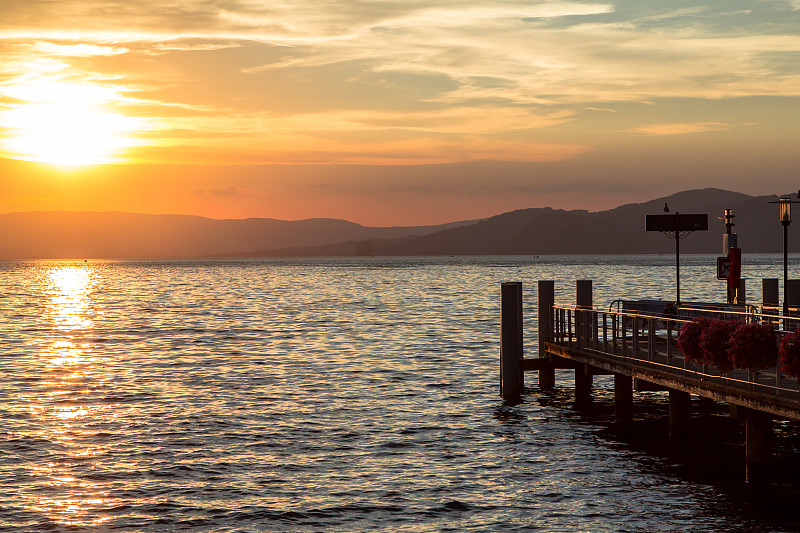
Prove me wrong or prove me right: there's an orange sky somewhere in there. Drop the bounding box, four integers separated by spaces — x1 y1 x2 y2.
1 1 799 225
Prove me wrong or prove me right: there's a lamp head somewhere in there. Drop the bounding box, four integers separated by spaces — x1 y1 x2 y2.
780 196 792 224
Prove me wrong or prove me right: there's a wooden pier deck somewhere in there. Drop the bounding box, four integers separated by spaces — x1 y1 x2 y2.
500 279 800 485
541 306 800 421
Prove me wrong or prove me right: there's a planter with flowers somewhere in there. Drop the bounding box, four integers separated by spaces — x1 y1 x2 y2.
780 329 800 381
728 322 778 370
698 319 737 372
677 316 712 365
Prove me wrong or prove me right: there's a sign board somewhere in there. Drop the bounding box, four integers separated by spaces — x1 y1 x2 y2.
645 214 708 232
717 256 730 279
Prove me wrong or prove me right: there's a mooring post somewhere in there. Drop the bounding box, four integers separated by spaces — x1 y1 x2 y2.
575 365 592 404
614 374 633 425
669 390 691 441
744 407 773 486
576 280 592 344
538 280 556 389
763 278 779 327
575 281 593 401
787 280 800 330
500 282 523 399
735 278 746 304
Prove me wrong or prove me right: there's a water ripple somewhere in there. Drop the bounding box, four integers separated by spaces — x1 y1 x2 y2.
0 256 799 531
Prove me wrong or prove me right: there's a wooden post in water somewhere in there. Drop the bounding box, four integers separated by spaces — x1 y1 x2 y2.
787 280 800 330
669 390 691 441
575 365 592 404
735 278 746 304
744 407 773 486
538 281 556 389
614 374 633 425
763 279 779 327
575 281 593 402
500 282 523 399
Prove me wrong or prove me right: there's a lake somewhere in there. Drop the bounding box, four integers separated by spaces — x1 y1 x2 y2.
1 255 799 532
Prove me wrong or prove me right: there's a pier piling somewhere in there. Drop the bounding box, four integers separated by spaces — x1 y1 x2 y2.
669 390 691 441
575 365 593 404
538 281 556 389
788 280 800 329
575 281 593 401
763 278 779 308
614 374 633 424
744 408 773 486
763 278 779 327
500 282 523 399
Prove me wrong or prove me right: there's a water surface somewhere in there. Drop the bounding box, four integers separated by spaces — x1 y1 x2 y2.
0 255 798 532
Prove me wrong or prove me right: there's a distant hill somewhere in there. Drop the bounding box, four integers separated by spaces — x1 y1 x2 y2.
244 188 798 256
0 188 795 259
0 211 479 259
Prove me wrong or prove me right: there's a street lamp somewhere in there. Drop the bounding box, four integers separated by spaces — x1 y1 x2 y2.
781 197 791 323
770 194 800 325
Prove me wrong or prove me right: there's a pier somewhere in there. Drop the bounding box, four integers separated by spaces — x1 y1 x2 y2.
500 279 800 486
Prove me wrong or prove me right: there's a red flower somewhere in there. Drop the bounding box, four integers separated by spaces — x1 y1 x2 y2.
678 317 712 364
728 322 778 370
780 329 800 380
698 319 737 372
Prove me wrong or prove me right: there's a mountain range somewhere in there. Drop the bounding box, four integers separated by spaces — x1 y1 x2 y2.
0 188 796 259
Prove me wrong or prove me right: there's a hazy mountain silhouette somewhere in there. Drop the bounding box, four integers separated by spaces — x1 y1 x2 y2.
243 188 797 256
0 188 795 259
0 212 479 259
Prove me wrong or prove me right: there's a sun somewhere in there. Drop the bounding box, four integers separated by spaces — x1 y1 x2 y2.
1 80 141 166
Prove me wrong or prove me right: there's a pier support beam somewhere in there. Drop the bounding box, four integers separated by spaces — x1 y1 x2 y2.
763 278 779 327
575 365 593 404
669 390 691 441
614 374 633 425
573 281 593 404
576 280 592 349
735 278 746 304
538 280 555 389
788 280 800 330
500 282 523 399
744 408 773 486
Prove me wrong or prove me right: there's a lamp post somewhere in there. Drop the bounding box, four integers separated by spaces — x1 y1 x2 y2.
781 197 791 322
770 194 800 326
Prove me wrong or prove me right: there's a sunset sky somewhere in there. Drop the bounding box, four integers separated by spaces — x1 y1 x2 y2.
1 1 799 225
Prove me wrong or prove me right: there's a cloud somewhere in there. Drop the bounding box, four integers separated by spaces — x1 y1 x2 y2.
32 42 128 56
1 1 799 166
192 186 266 197
628 122 731 136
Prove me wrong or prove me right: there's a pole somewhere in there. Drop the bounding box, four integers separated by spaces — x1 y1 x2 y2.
537 281 555 389
675 228 681 305
500 282 523 399
784 222 789 323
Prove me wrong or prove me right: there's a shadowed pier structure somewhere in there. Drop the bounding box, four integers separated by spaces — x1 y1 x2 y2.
500 279 800 486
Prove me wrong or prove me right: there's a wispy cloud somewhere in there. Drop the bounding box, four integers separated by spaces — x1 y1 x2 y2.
32 42 128 56
192 186 267 197
628 122 731 136
1 0 799 165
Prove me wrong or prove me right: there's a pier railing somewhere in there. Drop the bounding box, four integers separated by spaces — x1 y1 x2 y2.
550 303 800 401
506 280 794 485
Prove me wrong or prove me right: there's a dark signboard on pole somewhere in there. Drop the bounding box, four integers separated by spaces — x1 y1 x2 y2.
717 256 730 279
645 214 708 232
645 212 708 305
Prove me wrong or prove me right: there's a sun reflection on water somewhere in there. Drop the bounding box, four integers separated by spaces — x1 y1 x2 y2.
45 267 94 330
20 264 122 528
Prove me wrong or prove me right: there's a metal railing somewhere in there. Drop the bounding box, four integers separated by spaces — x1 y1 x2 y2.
550 303 800 400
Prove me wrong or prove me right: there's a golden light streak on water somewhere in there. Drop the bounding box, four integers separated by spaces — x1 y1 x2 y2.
45 267 94 331
17 264 122 528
